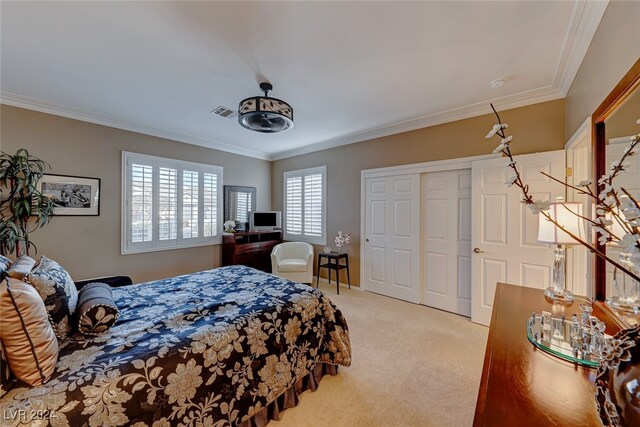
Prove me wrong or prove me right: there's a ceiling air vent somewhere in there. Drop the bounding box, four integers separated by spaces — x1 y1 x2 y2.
211 106 238 119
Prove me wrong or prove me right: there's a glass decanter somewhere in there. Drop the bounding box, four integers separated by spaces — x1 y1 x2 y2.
607 253 640 313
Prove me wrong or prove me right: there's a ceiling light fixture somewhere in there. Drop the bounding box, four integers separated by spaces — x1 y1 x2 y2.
490 78 506 89
238 82 294 133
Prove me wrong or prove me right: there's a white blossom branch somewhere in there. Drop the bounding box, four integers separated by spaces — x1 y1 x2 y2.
487 104 640 282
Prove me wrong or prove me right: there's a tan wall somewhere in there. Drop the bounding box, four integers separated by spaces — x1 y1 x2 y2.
0 105 271 283
271 99 566 287
565 0 640 138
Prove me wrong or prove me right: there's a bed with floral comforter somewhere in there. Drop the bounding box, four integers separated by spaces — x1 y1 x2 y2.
0 265 352 426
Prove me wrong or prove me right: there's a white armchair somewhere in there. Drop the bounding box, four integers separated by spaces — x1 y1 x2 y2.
271 242 314 284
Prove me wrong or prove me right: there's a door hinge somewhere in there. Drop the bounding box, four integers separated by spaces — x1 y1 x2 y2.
566 167 573 177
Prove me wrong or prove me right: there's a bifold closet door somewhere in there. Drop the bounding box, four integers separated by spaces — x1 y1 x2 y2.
422 170 472 316
362 174 420 303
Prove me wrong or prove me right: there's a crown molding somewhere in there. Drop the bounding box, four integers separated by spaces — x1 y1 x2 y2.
0 90 271 161
271 85 564 160
552 0 609 96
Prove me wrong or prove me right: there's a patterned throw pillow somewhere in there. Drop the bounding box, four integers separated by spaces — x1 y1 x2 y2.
6 255 36 280
28 256 78 339
0 278 58 386
0 255 12 279
76 282 119 336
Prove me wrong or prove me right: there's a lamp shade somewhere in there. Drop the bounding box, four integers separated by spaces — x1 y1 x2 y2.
238 82 293 133
537 200 584 245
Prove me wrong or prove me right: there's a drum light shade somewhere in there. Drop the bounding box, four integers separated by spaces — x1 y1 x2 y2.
537 199 584 245
238 82 293 133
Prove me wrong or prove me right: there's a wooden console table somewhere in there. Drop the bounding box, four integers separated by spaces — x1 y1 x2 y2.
222 231 282 273
473 283 621 426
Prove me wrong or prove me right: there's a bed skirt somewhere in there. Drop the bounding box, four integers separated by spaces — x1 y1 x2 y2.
239 363 339 427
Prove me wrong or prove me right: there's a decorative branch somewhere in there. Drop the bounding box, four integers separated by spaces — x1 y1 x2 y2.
539 171 595 199
486 104 640 282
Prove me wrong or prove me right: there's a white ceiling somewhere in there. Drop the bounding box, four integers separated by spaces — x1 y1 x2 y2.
0 1 608 160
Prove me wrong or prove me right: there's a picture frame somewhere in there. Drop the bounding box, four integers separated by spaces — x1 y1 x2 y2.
37 173 101 216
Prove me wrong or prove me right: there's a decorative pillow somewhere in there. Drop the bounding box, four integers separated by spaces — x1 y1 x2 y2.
6 255 36 280
0 255 12 279
27 256 78 339
76 282 119 336
0 278 59 386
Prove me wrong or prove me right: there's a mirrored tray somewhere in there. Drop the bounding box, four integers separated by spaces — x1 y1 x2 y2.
526 313 609 368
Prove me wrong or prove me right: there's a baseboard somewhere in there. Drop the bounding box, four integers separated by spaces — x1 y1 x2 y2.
313 276 362 291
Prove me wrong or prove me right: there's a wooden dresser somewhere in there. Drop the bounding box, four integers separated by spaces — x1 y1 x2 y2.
473 283 621 426
221 231 282 273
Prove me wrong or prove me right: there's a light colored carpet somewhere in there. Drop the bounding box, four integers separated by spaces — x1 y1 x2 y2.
272 280 489 427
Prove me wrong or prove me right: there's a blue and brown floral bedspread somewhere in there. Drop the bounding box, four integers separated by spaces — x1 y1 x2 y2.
0 265 352 426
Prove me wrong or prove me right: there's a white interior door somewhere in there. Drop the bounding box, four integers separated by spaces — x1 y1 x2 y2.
566 118 593 298
422 169 472 316
363 174 420 303
471 150 565 326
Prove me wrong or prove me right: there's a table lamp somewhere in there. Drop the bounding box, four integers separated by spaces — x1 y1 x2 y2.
537 197 584 302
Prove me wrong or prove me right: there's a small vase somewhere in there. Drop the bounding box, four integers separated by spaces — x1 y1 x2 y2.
608 253 640 313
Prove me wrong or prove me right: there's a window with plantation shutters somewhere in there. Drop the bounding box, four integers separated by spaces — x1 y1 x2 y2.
283 166 326 245
122 152 223 254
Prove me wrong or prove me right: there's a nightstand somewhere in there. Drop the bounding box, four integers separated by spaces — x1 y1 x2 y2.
316 252 350 295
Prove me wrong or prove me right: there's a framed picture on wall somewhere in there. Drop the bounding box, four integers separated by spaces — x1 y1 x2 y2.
37 174 101 216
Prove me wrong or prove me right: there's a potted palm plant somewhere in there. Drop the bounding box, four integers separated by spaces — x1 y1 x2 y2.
0 149 55 257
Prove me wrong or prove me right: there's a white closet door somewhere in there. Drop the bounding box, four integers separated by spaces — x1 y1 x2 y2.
566 119 593 298
422 169 472 316
362 174 420 303
471 150 565 326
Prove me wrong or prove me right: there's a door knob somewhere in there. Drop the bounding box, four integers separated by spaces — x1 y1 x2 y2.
366 239 370 243
473 248 485 254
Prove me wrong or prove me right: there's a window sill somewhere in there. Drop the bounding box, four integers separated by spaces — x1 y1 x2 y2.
283 234 326 246
122 239 222 255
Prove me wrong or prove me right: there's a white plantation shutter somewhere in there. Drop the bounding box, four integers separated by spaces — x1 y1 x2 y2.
304 173 323 237
203 172 218 237
182 170 199 239
235 192 251 223
286 176 303 235
122 152 222 254
284 166 326 245
131 163 153 243
158 167 177 240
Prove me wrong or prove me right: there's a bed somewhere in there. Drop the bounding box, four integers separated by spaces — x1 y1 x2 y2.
0 265 352 426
